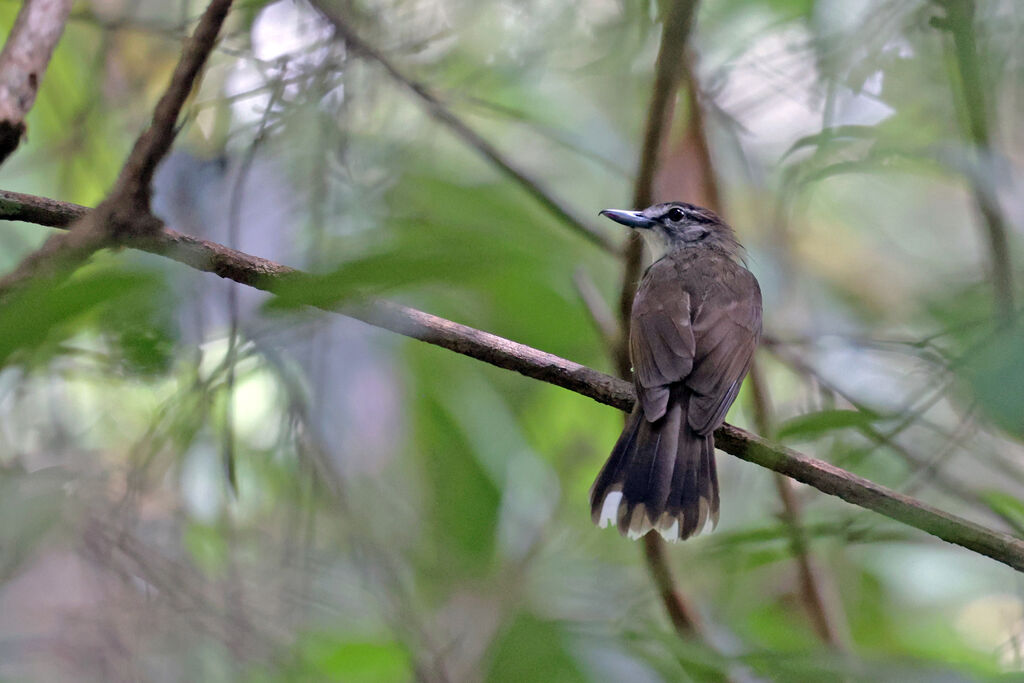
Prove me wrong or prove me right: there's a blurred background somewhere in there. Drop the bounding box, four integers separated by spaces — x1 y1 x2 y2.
0 0 1023 680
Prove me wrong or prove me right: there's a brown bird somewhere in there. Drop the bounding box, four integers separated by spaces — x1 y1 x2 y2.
590 202 762 541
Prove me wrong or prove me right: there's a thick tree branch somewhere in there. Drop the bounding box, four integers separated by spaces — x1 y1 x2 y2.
310 1 617 254
0 0 73 165
0 0 233 296
2 189 1024 574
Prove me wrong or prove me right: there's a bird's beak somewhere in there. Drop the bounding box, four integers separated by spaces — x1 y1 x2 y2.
599 209 657 230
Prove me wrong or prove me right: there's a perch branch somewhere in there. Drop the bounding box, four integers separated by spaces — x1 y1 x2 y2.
2 189 1024 574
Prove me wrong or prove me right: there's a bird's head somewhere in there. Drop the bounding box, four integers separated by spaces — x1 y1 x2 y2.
600 201 739 260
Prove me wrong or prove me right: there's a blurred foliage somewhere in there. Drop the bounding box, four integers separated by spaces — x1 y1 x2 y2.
0 0 1022 681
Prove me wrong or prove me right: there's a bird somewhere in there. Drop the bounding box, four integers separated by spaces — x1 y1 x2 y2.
590 201 762 542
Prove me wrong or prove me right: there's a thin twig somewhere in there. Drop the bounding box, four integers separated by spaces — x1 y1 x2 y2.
2 189 1024 572
933 0 1014 323
642 534 705 635
310 1 617 254
82 516 283 655
572 267 619 349
0 0 74 164
220 70 285 492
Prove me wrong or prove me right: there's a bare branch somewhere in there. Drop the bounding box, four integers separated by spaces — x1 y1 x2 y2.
0 0 73 164
310 1 618 254
642 534 705 635
2 189 1024 573
766 342 1015 530
669 48 851 646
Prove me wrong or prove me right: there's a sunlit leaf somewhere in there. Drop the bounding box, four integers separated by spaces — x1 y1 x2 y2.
298 633 409 682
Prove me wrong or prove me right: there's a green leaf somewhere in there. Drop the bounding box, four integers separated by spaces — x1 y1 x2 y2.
958 320 1024 437
298 633 409 682
0 267 160 367
416 381 501 570
979 491 1024 536
776 409 880 441
267 175 560 311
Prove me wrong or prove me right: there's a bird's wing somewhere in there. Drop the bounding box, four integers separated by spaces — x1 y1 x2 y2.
629 258 696 421
684 267 762 435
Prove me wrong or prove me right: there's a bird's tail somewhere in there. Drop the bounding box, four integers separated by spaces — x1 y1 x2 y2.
589 393 719 542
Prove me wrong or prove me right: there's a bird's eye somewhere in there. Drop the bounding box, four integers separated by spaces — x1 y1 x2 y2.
666 207 685 222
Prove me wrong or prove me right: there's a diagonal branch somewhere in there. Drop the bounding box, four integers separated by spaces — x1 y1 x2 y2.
110 0 234 210
0 0 74 165
309 1 617 254
3 189 1023 571
0 0 233 297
